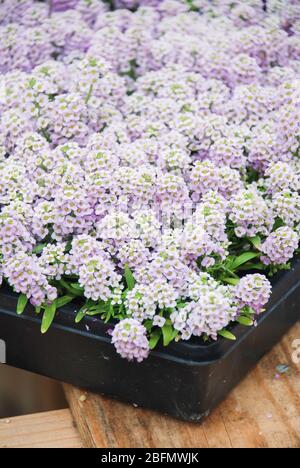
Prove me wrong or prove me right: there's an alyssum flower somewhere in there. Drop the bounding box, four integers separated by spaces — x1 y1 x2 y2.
0 0 299 362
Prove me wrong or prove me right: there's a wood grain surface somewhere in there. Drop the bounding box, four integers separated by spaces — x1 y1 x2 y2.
64 323 300 449
0 409 82 449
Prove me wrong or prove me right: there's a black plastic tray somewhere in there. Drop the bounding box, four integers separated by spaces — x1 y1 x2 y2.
0 261 299 422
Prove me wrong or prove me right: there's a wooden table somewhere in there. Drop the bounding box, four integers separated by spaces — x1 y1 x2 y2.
0 409 82 448
64 323 300 449
1 323 300 448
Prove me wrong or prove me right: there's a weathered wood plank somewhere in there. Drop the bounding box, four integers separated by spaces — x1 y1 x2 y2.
64 323 300 449
0 409 82 449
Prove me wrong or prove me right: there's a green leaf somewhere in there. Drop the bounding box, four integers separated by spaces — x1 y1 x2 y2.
124 265 136 291
70 283 84 293
32 243 47 255
149 329 162 350
41 302 57 334
162 324 177 347
222 277 240 286
218 329 237 341
237 262 265 271
17 294 28 315
87 309 104 317
59 279 83 297
35 306 42 315
176 301 187 309
249 236 261 249
230 252 260 271
56 295 75 309
103 303 114 324
273 217 285 231
85 84 93 104
28 77 37 88
237 316 254 326
143 319 153 332
223 254 234 269
240 306 255 318
75 305 88 324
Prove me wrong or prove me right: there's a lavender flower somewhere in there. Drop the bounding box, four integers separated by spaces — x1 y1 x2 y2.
171 284 237 341
0 0 299 362
272 190 300 227
229 189 274 238
265 162 300 193
125 279 179 321
260 227 299 265
3 252 57 307
234 274 272 314
111 318 150 362
78 254 123 304
49 1 79 13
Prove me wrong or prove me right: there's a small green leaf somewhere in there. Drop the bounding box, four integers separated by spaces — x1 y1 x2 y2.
273 217 285 230
35 306 42 315
28 77 37 88
249 236 261 249
87 309 103 317
103 303 114 323
17 294 28 315
143 319 153 332
70 283 84 293
240 306 255 318
75 305 88 324
124 265 136 291
85 84 93 104
218 329 237 341
237 262 265 271
162 324 177 347
59 279 83 297
237 316 254 326
176 301 187 309
222 277 240 286
230 252 260 271
32 243 47 255
149 329 162 350
56 295 75 309
41 302 57 334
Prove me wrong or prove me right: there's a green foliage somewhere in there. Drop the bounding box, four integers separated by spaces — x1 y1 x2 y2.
226 252 260 272
124 265 136 290
10 222 289 350
16 294 28 315
222 277 240 286
75 300 112 324
237 316 254 326
162 322 177 347
32 243 47 255
149 329 162 350
218 329 237 341
58 279 84 297
56 295 75 308
75 304 89 324
249 235 262 249
41 302 57 334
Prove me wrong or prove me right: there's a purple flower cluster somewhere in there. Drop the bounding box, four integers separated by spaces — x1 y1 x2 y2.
0 0 299 362
125 279 179 321
229 189 274 238
171 280 237 341
260 227 299 265
3 252 57 307
111 318 150 362
234 274 272 314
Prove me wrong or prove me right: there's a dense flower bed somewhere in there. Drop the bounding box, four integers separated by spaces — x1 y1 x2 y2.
0 0 300 362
